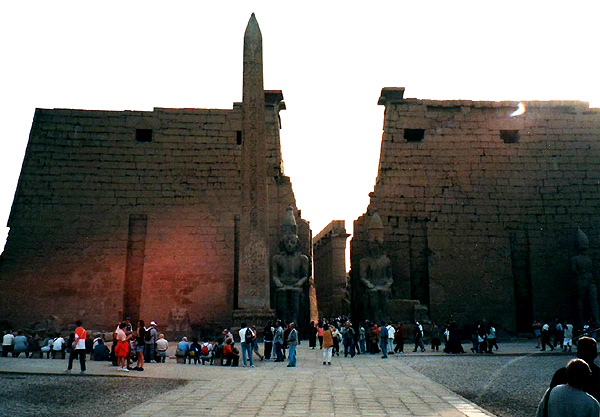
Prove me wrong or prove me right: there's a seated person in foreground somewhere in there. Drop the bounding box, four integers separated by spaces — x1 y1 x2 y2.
223 339 239 367
200 337 214 365
176 337 189 359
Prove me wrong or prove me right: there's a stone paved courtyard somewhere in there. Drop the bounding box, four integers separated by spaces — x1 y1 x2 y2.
0 342 572 417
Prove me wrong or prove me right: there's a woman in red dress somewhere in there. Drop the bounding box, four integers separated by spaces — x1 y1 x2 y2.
115 322 131 371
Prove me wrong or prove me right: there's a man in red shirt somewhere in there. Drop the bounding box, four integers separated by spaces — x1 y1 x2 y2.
66 320 87 374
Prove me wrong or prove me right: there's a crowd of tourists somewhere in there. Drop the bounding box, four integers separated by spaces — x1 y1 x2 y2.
9 314 596 375
530 318 595 353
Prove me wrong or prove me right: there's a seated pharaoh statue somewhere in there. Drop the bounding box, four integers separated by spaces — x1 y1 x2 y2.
272 206 309 325
571 228 599 324
360 212 393 321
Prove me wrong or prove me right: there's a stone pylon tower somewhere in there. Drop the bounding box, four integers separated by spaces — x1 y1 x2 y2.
236 13 273 320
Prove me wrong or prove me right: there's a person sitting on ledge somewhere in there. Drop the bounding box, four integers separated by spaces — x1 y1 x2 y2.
200 337 214 365
52 333 66 359
176 337 190 360
189 337 201 365
223 338 239 367
12 330 29 358
156 334 169 363
93 338 110 361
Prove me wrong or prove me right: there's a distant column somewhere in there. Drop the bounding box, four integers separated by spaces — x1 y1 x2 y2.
238 13 270 310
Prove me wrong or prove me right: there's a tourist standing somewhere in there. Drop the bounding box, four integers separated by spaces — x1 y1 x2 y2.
251 326 264 361
273 321 284 362
144 321 158 363
430 323 441 351
114 322 131 371
308 321 317 349
394 323 405 353
331 325 340 357
67 320 87 373
486 322 498 353
287 322 299 367
317 321 324 349
533 320 542 348
554 320 564 351
343 322 355 357
134 320 146 371
322 324 334 365
380 321 389 359
386 323 395 354
263 322 274 361
239 322 255 367
358 323 366 354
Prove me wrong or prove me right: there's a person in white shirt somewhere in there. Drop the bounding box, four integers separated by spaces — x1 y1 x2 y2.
387 324 395 354
238 323 255 367
156 334 169 363
52 334 66 358
564 322 574 353
2 330 15 357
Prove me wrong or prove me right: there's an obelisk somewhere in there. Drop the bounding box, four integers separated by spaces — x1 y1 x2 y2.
238 13 271 312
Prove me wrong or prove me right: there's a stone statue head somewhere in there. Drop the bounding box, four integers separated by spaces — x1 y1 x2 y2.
367 212 385 256
279 205 299 254
280 233 299 254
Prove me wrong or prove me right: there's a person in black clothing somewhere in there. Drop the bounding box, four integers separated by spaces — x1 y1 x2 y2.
444 321 465 354
541 322 555 352
134 320 146 371
308 321 317 349
263 322 273 361
282 321 291 360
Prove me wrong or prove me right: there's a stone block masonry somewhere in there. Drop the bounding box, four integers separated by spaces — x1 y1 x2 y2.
351 87 600 332
313 221 349 318
0 97 307 332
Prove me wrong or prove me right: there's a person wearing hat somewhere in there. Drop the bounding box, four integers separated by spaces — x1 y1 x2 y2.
144 321 158 363
222 329 234 344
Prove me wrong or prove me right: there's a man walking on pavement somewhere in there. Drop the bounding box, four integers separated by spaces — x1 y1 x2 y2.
66 320 87 374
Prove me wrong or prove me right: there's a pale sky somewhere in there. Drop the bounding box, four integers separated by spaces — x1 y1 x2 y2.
1 1 598 256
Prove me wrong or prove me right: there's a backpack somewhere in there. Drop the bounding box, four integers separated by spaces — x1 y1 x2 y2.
245 328 253 343
201 344 210 356
144 328 152 342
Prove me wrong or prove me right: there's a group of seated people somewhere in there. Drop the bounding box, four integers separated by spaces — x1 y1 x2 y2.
175 335 240 366
2 329 111 361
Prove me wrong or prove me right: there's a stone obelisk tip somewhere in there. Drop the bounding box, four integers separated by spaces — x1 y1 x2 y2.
245 13 261 38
